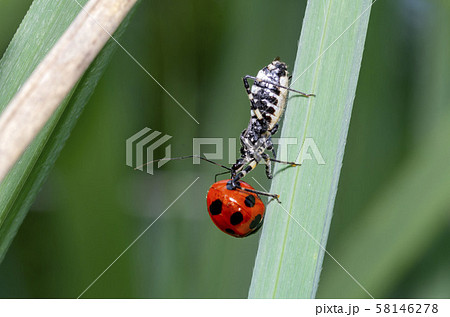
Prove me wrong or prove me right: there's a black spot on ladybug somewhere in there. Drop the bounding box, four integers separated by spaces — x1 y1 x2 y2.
249 214 262 229
209 199 222 215
230 212 244 225
244 195 256 207
225 228 235 235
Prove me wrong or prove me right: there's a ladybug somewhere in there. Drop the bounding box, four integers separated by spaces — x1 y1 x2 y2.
206 179 265 238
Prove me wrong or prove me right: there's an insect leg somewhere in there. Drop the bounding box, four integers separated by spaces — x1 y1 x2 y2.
269 123 278 136
270 158 300 166
232 159 257 186
261 153 273 179
244 75 315 97
265 135 277 159
241 187 281 203
271 147 277 159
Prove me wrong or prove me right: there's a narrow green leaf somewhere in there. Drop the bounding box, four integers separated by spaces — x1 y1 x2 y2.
249 0 372 298
0 0 136 262
318 0 450 298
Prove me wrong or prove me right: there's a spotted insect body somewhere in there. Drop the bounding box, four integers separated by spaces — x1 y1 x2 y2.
231 58 303 189
250 59 289 132
207 179 265 238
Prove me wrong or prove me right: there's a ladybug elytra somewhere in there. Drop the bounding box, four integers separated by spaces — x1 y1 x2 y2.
207 179 265 238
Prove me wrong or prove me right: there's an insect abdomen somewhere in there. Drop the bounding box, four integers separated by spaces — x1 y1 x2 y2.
251 59 289 131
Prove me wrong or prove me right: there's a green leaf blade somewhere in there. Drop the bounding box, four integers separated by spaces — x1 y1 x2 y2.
249 0 372 299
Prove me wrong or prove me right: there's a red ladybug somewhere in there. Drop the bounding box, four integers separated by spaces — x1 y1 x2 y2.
206 179 265 238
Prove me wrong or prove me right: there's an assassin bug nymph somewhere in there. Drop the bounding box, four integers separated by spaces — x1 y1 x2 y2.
230 57 314 190
140 58 314 237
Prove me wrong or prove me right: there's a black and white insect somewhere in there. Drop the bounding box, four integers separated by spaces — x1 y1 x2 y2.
142 58 313 202
229 57 314 199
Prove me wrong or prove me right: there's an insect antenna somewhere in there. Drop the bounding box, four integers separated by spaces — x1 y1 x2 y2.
134 155 231 172
214 170 230 182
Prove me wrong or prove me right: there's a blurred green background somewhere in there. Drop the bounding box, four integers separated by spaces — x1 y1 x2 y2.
0 0 449 298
